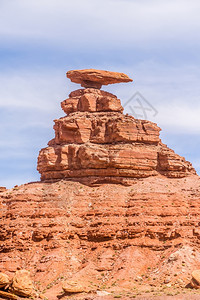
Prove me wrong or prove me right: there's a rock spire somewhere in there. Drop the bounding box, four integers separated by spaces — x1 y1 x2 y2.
37 69 196 185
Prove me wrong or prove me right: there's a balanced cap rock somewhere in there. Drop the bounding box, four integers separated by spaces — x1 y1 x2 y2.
67 69 133 89
37 69 196 185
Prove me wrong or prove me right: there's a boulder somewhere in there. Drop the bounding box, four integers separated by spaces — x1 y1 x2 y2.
62 280 86 293
0 291 18 300
191 270 200 288
0 272 10 288
11 269 33 297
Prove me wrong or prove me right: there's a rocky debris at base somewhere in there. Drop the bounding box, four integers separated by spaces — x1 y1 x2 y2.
0 273 10 288
0 290 19 300
62 280 87 293
11 270 33 297
0 270 33 299
190 270 200 288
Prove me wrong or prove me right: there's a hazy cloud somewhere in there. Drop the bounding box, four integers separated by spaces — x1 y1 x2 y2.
0 0 200 49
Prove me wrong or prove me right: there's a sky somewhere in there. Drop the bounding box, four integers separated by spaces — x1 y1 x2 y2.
0 0 200 188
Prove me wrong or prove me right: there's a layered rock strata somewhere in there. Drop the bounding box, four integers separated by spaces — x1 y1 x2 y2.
0 177 200 299
37 72 196 184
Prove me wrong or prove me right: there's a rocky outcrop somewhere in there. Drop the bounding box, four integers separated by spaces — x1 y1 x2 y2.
37 70 196 184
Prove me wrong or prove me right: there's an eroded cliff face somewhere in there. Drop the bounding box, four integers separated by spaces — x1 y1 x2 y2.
0 177 200 299
37 87 196 185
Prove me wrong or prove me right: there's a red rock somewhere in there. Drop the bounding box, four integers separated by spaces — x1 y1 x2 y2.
0 177 200 300
96 95 123 112
61 88 123 115
38 79 196 183
0 187 6 193
0 272 10 288
191 270 200 288
11 269 33 297
67 69 133 88
0 291 18 300
77 93 97 112
157 143 196 178
61 97 79 114
62 280 87 293
0 70 199 300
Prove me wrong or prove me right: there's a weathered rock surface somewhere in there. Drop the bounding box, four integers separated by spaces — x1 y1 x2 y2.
0 177 200 299
0 187 6 193
67 69 133 88
62 280 86 293
0 290 18 300
61 88 123 114
38 85 196 184
190 270 200 288
0 272 10 288
11 269 33 297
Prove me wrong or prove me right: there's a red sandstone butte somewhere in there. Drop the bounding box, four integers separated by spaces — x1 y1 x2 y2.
0 69 199 300
37 71 196 185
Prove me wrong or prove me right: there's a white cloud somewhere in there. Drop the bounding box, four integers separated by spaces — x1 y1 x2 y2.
0 69 67 110
0 0 200 48
112 62 200 133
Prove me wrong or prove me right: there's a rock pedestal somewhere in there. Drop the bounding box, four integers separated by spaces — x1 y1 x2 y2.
37 69 196 185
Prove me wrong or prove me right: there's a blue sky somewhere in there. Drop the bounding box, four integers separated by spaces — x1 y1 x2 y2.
1 0 200 188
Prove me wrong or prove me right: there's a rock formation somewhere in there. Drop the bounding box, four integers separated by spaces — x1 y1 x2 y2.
66 69 133 89
11 269 33 297
0 273 9 288
0 270 34 299
37 69 196 185
0 69 199 300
